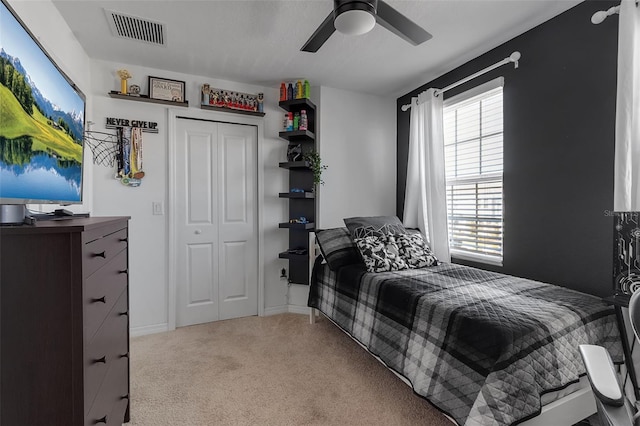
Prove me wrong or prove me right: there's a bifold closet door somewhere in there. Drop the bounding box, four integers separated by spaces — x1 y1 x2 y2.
175 118 258 327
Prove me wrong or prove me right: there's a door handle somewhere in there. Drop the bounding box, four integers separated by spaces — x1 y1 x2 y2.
195 229 202 234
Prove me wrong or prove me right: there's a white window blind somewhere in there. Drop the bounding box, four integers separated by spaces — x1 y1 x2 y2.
443 78 504 265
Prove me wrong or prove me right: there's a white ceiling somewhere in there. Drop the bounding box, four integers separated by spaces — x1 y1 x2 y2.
51 0 582 97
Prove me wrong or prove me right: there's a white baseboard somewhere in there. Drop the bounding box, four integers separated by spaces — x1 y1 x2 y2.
263 305 311 316
287 305 311 315
263 306 289 316
130 323 169 337
133 308 310 335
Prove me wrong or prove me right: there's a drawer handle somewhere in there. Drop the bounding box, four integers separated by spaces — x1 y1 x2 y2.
94 356 107 364
92 296 106 304
119 311 128 317
95 415 107 424
121 394 129 400
120 352 130 359
93 251 106 258
119 237 128 242
119 269 128 275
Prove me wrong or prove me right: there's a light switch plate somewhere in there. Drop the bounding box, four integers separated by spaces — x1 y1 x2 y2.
152 201 163 215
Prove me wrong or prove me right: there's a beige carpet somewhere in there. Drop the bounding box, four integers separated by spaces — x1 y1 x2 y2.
129 313 451 426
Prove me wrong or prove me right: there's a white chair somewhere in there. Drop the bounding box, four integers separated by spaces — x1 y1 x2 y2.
580 290 640 426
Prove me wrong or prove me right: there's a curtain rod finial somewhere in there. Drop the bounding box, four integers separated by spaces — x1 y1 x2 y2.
510 51 521 68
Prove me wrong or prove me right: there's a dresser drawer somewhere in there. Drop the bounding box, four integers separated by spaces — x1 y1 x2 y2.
85 356 129 426
84 249 128 342
84 290 129 415
83 228 128 279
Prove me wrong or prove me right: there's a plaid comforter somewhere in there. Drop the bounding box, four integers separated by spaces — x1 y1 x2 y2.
308 260 623 426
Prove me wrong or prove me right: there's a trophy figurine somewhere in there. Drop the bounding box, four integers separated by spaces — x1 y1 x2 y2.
117 69 132 95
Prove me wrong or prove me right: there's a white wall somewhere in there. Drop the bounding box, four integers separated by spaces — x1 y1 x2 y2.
8 0 94 214
316 86 397 228
10 1 397 330
287 86 397 308
90 60 291 334
88 69 398 324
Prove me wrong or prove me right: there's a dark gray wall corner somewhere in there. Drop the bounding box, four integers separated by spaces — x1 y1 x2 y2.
396 0 619 297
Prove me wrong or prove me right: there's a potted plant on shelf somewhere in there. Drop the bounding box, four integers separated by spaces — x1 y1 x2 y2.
303 150 327 189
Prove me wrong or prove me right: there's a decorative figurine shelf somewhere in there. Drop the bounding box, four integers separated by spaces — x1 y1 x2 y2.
200 104 265 117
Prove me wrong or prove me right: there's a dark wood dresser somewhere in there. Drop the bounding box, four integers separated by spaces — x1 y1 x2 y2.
0 216 131 426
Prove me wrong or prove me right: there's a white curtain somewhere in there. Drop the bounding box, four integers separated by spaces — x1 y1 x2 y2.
614 0 640 211
403 89 450 262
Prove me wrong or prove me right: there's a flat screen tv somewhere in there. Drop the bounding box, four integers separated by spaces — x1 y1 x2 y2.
0 0 86 224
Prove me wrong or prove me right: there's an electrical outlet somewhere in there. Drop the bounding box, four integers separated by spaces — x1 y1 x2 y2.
280 268 287 280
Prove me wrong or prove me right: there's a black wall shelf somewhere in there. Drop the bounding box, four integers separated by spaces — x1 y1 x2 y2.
279 130 315 142
278 97 317 285
200 104 265 117
279 222 315 230
278 252 309 261
108 91 189 107
279 98 316 112
279 161 310 169
279 192 315 199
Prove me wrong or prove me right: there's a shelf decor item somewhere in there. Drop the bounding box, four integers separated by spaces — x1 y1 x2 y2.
128 84 141 96
202 86 260 112
149 76 186 102
257 93 264 112
202 84 210 105
287 144 303 162
304 150 327 188
117 69 132 95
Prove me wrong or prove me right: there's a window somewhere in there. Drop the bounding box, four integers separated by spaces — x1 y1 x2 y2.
443 78 503 265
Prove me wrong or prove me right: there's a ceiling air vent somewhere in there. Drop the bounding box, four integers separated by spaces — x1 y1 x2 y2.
105 9 166 46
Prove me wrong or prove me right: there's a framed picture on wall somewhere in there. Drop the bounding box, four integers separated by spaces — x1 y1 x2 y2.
149 76 185 102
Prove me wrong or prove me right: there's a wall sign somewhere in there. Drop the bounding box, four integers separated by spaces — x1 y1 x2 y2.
105 117 159 133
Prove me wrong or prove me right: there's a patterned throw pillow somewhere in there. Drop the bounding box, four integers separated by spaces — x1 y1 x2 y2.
354 234 408 273
344 216 407 240
395 233 438 269
315 228 362 271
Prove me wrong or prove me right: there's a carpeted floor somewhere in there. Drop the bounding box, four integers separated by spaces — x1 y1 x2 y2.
129 313 451 426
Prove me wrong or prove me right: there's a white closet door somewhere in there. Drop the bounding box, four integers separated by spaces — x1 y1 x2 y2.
175 118 257 327
216 123 258 320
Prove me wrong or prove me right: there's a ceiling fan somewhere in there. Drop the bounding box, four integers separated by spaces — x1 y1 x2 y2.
301 0 432 53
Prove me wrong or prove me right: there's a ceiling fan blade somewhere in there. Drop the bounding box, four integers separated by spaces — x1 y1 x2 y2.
376 0 432 46
301 11 336 52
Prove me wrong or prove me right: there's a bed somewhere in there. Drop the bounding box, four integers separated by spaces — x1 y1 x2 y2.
307 227 624 426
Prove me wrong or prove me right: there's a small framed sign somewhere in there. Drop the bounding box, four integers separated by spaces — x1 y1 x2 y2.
149 76 185 102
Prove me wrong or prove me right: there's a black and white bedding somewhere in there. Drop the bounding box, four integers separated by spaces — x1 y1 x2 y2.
308 259 623 426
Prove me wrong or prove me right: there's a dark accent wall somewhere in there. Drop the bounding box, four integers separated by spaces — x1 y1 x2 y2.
396 1 619 297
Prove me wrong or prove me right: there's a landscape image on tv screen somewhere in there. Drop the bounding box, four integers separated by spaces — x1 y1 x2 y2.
0 0 85 204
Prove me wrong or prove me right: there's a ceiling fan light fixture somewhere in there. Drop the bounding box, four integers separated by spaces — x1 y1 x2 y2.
301 0 432 53
334 2 376 36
